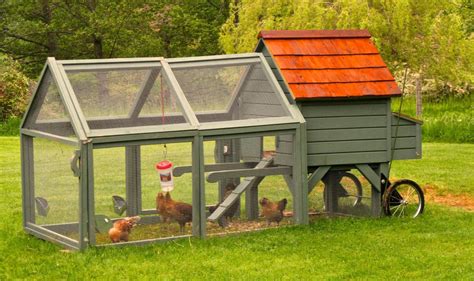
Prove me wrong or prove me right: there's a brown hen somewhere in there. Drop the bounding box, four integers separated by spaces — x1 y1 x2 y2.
108 216 140 243
156 192 192 233
259 198 287 226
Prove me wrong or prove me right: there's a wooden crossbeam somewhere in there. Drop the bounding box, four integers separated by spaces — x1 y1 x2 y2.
356 164 381 191
173 162 255 177
307 166 330 194
206 166 291 183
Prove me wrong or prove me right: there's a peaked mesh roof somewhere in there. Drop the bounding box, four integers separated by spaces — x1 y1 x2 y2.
258 30 401 100
22 54 300 139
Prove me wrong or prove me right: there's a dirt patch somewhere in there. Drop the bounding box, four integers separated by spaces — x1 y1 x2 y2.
423 184 474 212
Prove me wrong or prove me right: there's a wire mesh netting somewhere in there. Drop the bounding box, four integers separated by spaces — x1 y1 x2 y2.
93 147 126 219
203 135 294 236
92 142 193 245
65 66 187 130
140 143 193 237
171 62 290 123
23 70 76 138
32 138 79 240
308 169 373 220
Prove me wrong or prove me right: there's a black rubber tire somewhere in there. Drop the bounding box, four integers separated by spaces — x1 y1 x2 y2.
384 179 425 218
323 172 363 208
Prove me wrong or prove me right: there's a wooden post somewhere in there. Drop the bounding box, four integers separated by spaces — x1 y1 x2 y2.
125 145 141 216
323 171 338 215
371 163 389 217
415 73 423 118
215 139 241 217
192 135 206 238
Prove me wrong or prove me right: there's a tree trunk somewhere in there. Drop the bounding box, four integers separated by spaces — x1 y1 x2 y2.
87 0 109 104
233 0 240 27
40 0 57 57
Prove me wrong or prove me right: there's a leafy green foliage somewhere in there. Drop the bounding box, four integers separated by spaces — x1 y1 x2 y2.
220 0 474 97
0 0 230 76
0 56 30 121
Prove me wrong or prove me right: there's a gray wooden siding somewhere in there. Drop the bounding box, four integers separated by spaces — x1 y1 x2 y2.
238 65 284 162
275 102 422 166
276 100 391 166
304 100 390 166
391 114 422 160
260 45 292 102
274 135 294 165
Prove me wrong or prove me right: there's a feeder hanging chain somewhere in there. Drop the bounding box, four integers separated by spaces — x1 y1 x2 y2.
163 144 167 159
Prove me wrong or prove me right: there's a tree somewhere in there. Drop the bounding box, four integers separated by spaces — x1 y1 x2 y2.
220 0 474 98
147 0 230 58
0 0 230 77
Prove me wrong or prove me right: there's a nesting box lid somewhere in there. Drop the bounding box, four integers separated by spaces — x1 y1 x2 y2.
258 30 401 100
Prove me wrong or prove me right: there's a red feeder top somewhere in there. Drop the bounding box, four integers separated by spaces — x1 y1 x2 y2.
156 160 172 170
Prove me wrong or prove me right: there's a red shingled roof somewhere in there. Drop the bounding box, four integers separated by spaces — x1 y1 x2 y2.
258 30 401 100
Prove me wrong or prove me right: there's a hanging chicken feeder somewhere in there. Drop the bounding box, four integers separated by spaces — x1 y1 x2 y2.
155 160 174 192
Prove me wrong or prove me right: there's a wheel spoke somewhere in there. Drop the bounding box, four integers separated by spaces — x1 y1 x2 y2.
406 187 415 201
391 203 403 216
400 205 406 217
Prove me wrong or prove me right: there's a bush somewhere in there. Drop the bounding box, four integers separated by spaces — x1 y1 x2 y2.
0 57 30 122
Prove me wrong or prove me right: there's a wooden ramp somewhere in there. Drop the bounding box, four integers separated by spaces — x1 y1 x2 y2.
207 158 274 222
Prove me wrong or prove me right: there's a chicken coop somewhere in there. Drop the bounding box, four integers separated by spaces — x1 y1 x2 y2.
256 30 423 218
20 54 307 251
20 29 424 251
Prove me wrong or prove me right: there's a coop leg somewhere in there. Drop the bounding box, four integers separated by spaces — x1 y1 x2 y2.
246 181 259 220
323 171 339 215
371 163 389 217
215 139 241 219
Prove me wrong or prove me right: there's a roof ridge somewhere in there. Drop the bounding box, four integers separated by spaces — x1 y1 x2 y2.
258 30 371 39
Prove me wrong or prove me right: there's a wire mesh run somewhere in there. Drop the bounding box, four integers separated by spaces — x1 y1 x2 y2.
32 138 79 240
170 61 290 123
202 135 294 236
23 70 76 138
65 65 188 130
92 142 193 245
308 169 373 220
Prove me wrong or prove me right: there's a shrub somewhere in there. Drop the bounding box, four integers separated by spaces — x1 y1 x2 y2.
0 57 30 122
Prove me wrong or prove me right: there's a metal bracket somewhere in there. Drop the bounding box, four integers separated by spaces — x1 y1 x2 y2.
70 150 81 177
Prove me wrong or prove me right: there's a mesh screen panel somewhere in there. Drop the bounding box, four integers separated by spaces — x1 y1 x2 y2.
33 138 79 239
93 147 126 219
308 169 373 220
204 134 294 236
23 70 76 138
171 62 289 123
65 66 187 130
92 143 194 244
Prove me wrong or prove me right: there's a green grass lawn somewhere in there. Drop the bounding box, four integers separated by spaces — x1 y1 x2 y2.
392 95 473 143
0 137 473 279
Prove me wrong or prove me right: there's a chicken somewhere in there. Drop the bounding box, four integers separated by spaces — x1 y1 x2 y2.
156 192 192 233
208 183 238 228
259 198 287 226
156 192 172 223
108 216 140 243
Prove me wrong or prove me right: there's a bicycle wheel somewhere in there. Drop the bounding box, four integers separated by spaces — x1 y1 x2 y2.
384 179 424 218
324 172 363 208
